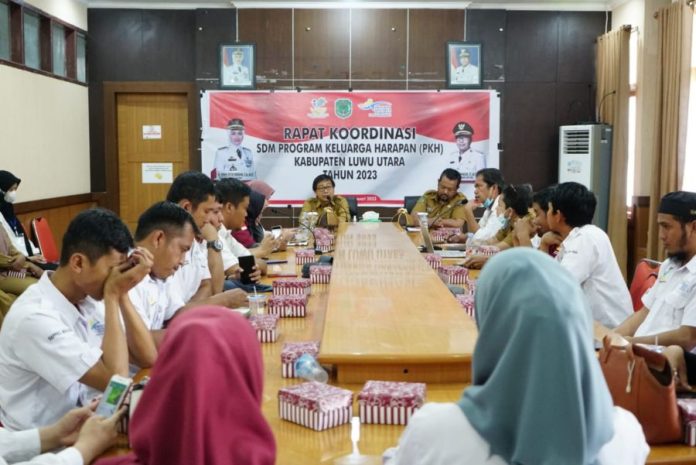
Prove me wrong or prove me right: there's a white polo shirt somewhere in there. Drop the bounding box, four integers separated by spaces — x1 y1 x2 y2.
127 274 185 330
634 255 696 341
218 225 252 271
0 273 104 431
472 196 503 242
556 224 633 328
170 239 211 303
0 428 83 465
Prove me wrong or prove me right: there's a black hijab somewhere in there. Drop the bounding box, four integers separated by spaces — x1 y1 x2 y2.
246 190 266 244
0 171 21 234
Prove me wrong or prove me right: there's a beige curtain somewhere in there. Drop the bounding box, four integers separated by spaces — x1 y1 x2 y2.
647 1 693 261
596 27 631 277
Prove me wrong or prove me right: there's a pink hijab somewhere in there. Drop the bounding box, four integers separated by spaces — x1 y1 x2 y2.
95 307 276 465
246 181 275 200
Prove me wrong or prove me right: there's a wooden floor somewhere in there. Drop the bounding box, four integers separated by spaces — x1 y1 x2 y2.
103 223 696 464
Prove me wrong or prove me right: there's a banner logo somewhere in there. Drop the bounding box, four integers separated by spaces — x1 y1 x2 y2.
334 98 353 119
358 98 392 118
307 97 329 119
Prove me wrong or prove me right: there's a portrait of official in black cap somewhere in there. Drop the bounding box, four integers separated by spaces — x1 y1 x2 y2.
447 121 486 183
212 118 256 182
446 41 482 88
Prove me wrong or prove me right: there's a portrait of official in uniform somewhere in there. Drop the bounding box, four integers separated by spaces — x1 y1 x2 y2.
220 43 256 89
212 118 257 182
447 121 486 183
446 42 482 89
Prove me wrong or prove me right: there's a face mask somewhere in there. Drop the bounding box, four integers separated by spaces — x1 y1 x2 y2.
483 197 493 209
3 191 16 204
498 215 509 229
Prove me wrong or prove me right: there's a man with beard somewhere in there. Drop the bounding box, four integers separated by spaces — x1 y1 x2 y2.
411 169 468 229
615 191 696 350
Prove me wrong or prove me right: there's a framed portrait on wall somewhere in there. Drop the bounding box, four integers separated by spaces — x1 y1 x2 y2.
220 43 256 89
446 42 483 89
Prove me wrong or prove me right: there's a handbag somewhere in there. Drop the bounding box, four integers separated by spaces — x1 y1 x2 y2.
392 208 413 229
598 336 682 444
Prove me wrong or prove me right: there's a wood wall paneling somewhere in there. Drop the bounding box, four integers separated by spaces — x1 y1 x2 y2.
465 9 506 82
294 9 350 81
238 9 292 90
194 8 237 90
558 12 604 83
556 82 595 127
503 82 558 189
15 196 99 257
88 9 197 193
350 9 406 81
505 11 559 82
408 10 463 86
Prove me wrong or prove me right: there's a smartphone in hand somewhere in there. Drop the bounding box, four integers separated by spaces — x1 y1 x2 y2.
96 375 132 417
271 226 282 240
239 255 256 285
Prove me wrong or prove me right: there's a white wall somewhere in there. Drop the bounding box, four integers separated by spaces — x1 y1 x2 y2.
25 0 87 31
0 0 89 202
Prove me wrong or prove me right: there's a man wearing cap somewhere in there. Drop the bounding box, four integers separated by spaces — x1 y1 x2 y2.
212 118 256 182
615 191 696 350
222 47 250 86
448 121 486 183
453 48 479 85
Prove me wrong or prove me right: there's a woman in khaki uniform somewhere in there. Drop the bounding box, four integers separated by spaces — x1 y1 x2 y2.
300 174 351 224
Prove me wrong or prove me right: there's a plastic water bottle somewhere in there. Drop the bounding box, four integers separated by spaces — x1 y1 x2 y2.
294 353 329 383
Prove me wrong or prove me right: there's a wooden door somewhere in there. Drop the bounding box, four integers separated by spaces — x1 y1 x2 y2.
116 93 190 231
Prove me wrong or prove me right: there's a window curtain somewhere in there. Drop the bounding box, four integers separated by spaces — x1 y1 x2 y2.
647 1 693 261
596 26 631 277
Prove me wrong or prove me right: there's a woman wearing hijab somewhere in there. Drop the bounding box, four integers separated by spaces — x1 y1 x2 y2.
385 248 648 465
0 171 53 271
95 306 276 465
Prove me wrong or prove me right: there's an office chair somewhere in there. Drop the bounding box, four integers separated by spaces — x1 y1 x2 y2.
345 196 358 220
404 196 420 214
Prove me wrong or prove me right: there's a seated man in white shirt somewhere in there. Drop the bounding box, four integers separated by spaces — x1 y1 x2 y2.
450 168 506 244
214 179 264 288
547 182 632 328
166 172 246 309
120 201 196 369
515 185 563 255
0 405 120 465
0 208 151 431
615 191 696 350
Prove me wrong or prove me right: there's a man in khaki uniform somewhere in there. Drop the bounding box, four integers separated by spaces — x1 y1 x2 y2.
411 168 468 229
300 174 351 224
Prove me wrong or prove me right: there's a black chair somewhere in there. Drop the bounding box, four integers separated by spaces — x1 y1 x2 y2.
345 196 358 219
404 196 421 214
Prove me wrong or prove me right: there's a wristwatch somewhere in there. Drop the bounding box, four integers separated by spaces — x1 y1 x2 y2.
207 239 223 252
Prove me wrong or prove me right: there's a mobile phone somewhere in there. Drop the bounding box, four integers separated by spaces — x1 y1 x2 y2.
96 374 132 417
239 255 256 285
271 226 282 240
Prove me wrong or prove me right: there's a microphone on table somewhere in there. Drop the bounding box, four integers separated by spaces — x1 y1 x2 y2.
430 198 468 226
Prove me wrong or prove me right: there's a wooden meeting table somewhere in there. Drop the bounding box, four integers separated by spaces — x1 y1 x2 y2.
102 222 696 464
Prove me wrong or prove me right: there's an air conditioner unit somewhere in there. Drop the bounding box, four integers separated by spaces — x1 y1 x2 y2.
558 124 612 231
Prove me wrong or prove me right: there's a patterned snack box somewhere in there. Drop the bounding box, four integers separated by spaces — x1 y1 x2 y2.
249 314 279 343
437 265 469 285
456 294 476 318
467 245 500 257
273 278 312 296
281 341 319 378
295 249 316 265
358 381 426 425
309 264 332 284
678 399 696 446
423 253 442 270
430 228 461 244
279 381 353 431
268 294 308 318
315 239 333 253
